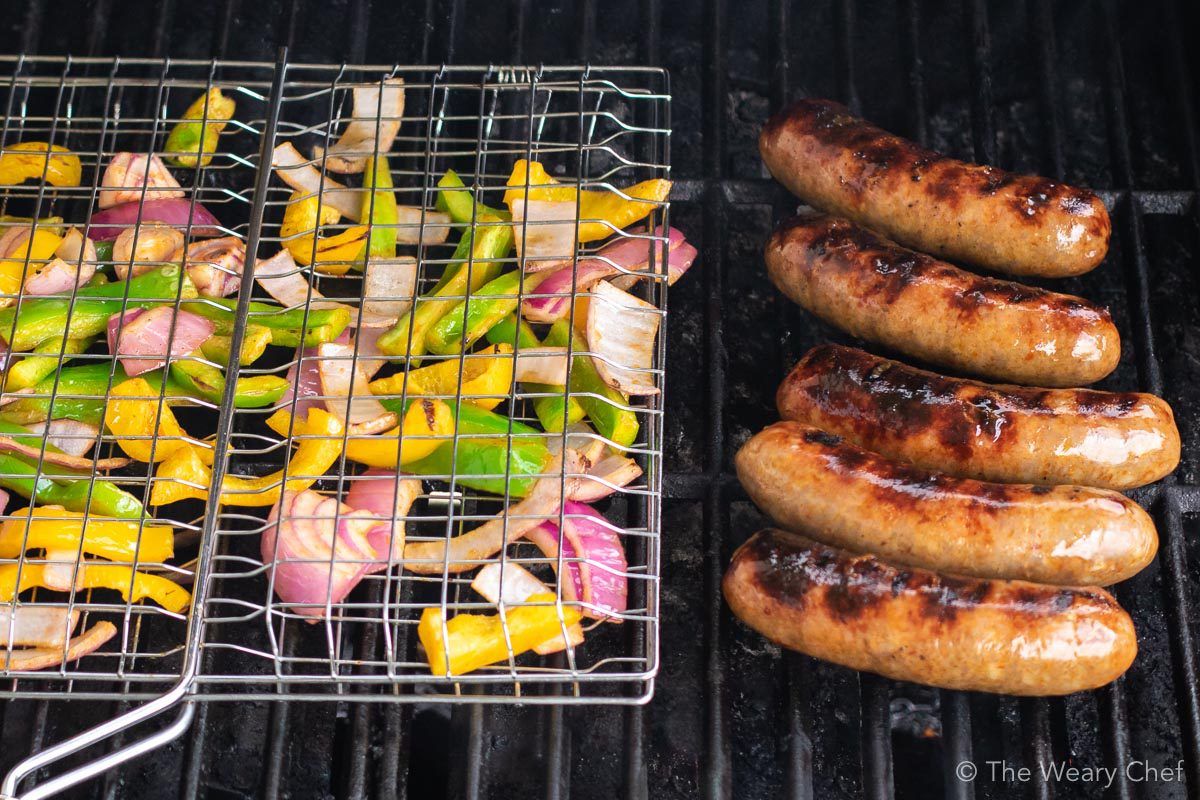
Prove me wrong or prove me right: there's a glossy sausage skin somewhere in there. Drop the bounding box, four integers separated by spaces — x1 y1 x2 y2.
776 345 1180 490
765 211 1120 387
723 529 1137 695
759 99 1111 278
736 421 1158 585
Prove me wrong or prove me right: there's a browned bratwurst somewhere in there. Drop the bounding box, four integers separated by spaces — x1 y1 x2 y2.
776 345 1180 490
759 99 1111 278
765 211 1119 386
723 529 1137 695
736 421 1158 585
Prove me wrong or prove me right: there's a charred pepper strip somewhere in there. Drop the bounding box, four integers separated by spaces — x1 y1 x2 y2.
486 314 584 432
376 218 511 357
164 87 236 168
0 142 82 187
544 320 639 447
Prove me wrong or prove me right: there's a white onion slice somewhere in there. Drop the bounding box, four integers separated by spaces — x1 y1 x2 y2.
312 79 405 174
363 256 417 321
585 281 661 396
510 199 579 270
571 453 643 502
0 605 79 648
472 562 586 655
513 347 569 385
271 143 363 219
26 419 100 457
253 248 395 329
41 549 83 592
0 620 117 671
317 342 398 432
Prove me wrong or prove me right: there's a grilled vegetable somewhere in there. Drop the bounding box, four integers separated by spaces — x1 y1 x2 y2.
164 87 236 168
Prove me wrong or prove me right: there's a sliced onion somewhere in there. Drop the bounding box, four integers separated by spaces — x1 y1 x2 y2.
281 329 350 420
0 606 79 648
109 306 215 377
571 453 643 502
0 620 116 671
112 224 185 280
585 281 661 396
262 489 380 619
0 225 29 258
0 488 7 515
99 153 184 209
0 437 128 470
547 422 607 467
393 206 450 246
317 342 398 432
522 227 690 322
24 228 99 295
180 236 245 297
42 549 83 592
253 248 393 329
88 198 223 241
513 347 569 385
26 419 100 458
403 451 585 574
526 501 628 621
271 143 364 220
471 561 586 654
510 199 580 270
312 79 405 174
345 470 423 573
350 326 387 379
363 256 416 321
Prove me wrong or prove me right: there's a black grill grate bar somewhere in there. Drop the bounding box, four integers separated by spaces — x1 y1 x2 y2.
860 674 893 800
1030 1 1065 179
901 0 927 147
833 0 860 115
940 692 973 800
965 0 997 166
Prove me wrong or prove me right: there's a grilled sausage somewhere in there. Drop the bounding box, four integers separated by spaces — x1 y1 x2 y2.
759 99 1111 278
776 345 1180 490
736 421 1158 585
765 211 1119 386
723 529 1137 695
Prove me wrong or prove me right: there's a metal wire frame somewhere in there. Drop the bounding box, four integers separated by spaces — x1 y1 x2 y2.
0 55 671 712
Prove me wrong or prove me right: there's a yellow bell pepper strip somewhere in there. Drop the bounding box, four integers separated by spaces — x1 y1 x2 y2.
0 228 62 301
503 160 671 243
151 408 344 507
164 87 237 168
419 592 583 676
0 563 190 613
105 378 214 464
0 215 64 235
0 142 82 187
0 506 174 564
280 191 369 274
267 399 454 469
369 344 514 411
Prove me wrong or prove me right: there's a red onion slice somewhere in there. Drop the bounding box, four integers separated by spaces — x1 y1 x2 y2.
262 489 381 619
345 470 423 573
88 198 224 241
108 306 215 377
99 153 184 209
526 501 628 621
24 228 99 295
180 236 245 298
281 329 350 420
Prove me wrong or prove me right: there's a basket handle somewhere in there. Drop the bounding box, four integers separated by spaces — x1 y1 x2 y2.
0 693 194 800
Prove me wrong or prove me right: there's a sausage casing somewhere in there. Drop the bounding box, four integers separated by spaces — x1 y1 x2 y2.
765 211 1119 387
736 421 1158 585
759 99 1111 278
776 345 1180 490
723 529 1137 695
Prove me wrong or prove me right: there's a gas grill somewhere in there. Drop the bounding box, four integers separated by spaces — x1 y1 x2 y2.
2 0 1199 798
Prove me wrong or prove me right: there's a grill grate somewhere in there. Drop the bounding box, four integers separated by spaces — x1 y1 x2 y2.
0 0 1199 798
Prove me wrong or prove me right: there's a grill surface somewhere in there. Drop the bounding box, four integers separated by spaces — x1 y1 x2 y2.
2 0 1199 798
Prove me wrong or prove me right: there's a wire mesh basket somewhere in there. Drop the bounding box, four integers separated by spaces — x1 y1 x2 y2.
0 51 671 800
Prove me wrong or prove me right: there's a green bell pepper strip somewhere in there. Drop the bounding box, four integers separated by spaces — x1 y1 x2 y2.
0 364 189 427
0 420 145 519
435 170 509 224
376 220 512 357
544 320 639 447
92 240 114 262
185 300 350 348
169 360 289 408
4 335 93 391
425 269 549 355
486 315 584 432
0 266 194 351
164 87 236 168
200 324 272 367
361 155 398 264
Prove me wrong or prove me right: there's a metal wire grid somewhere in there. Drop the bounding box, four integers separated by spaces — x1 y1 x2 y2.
0 57 278 700
0 56 671 705
198 63 670 702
